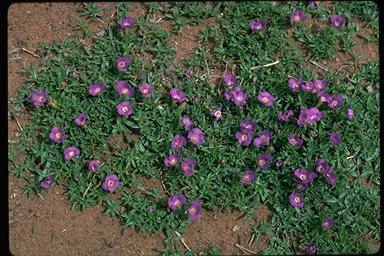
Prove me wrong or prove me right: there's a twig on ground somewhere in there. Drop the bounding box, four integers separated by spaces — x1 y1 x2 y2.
250 60 280 70
248 233 255 247
96 18 105 24
308 59 329 72
155 16 165 23
83 173 96 197
174 231 191 251
37 192 44 201
110 8 117 19
22 48 40 58
336 64 352 75
234 244 257 254
15 118 23 131
159 170 170 195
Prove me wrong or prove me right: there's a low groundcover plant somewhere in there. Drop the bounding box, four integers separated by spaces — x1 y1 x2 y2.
8 1 379 255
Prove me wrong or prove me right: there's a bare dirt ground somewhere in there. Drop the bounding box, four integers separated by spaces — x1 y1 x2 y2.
8 2 379 255
8 3 273 255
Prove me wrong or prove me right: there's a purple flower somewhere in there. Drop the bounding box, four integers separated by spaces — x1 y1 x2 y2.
317 91 331 104
223 74 236 86
275 160 284 168
164 154 180 167
257 91 275 107
88 160 100 173
325 171 337 186
294 168 317 184
182 115 194 131
291 10 306 23
330 132 342 145
88 83 106 96
290 192 305 208
181 158 196 176
288 77 302 92
168 194 186 211
116 56 132 72
307 243 317 254
116 80 134 97
322 218 336 229
170 88 187 104
119 17 135 30
211 107 223 121
260 130 271 146
328 95 344 109
139 83 153 97
225 86 248 107
116 102 133 116
295 182 308 192
316 159 330 174
236 131 252 146
297 107 324 126
240 170 257 185
308 1 318 8
148 207 156 213
171 134 187 151
102 174 120 192
250 19 267 31
40 175 55 190
187 200 202 221
313 79 328 92
253 137 263 148
258 153 272 170
28 90 49 107
240 119 257 133
330 14 345 28
74 113 89 127
301 81 314 92
188 128 205 145
278 110 294 122
64 146 80 160
288 134 303 149
49 127 65 143
346 108 354 120
185 69 193 78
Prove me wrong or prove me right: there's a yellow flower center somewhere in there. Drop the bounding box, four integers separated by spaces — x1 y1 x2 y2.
262 97 268 103
143 89 148 94
38 96 44 101
294 15 300 22
293 83 299 89
55 133 62 139
241 135 248 141
108 180 114 187
215 111 221 118
243 175 250 181
171 159 176 165
175 200 181 207
191 135 197 142
122 106 129 112
259 159 265 166
335 21 340 26
294 196 301 203
300 174 307 181
95 88 100 93
188 207 197 215
331 101 337 107
69 151 75 157
122 88 128 95
290 138 296 145
320 96 326 102
184 165 190 171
